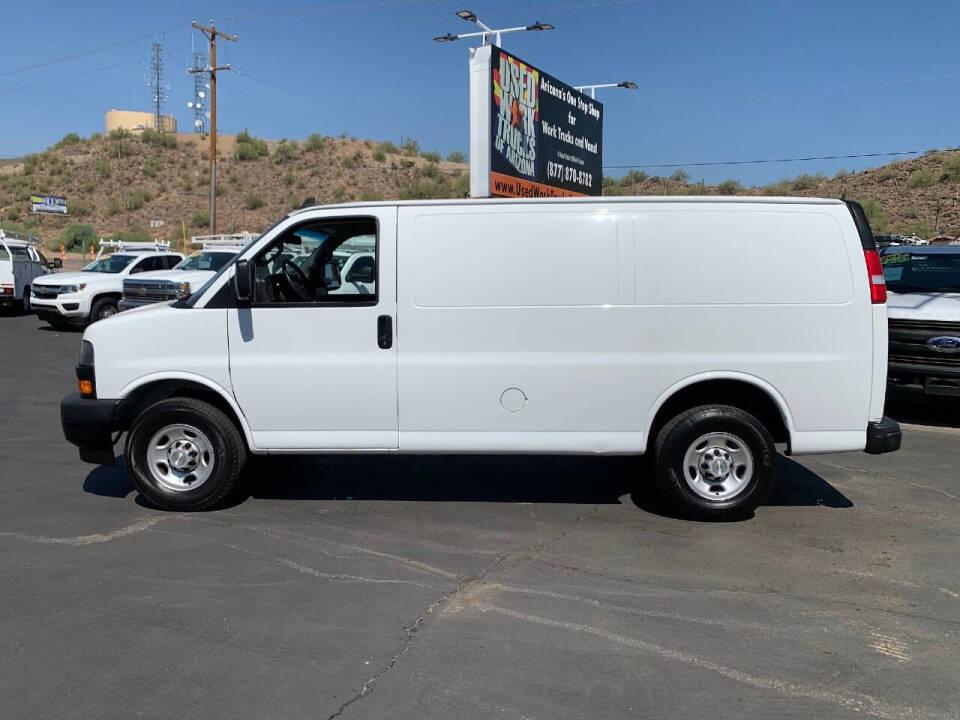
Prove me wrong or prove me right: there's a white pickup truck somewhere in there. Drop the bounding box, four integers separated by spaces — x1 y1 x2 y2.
119 234 253 311
0 230 60 312
31 240 182 327
882 245 960 396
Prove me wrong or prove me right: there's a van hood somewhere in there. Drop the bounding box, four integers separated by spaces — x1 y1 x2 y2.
83 298 175 337
886 290 960 322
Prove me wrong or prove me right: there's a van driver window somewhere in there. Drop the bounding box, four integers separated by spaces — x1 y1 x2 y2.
253 218 377 305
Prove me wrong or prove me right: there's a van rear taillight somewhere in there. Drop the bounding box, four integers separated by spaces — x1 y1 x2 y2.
864 249 887 304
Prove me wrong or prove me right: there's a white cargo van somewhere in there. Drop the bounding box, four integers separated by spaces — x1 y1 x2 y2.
61 197 900 519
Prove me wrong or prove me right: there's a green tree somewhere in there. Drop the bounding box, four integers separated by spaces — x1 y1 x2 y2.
57 223 97 251
716 179 743 195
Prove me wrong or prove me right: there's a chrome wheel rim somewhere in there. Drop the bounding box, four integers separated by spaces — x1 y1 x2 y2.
682 432 754 501
145 423 215 492
98 305 116 320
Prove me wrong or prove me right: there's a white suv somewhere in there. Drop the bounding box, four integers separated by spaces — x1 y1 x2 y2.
32 240 182 327
119 234 253 311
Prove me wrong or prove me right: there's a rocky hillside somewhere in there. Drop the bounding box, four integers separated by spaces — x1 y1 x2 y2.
2 128 959 249
606 148 960 238
0 130 468 249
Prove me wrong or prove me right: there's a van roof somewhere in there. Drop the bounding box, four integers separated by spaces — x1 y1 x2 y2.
288 195 846 218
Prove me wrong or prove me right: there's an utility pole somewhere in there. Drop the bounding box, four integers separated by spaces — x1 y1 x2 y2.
189 20 236 235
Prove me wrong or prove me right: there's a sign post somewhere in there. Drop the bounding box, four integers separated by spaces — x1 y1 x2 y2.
469 45 603 198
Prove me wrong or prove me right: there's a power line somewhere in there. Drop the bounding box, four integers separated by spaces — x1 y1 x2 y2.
0 58 143 94
210 0 441 21
604 149 928 170
0 24 190 79
751 72 960 101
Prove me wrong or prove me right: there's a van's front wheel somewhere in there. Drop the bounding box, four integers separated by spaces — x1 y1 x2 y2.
126 398 247 511
653 405 776 521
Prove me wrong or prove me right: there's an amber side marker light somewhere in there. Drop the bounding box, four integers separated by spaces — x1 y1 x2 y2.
78 379 94 396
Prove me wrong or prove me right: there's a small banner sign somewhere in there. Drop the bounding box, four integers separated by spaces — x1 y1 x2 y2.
30 194 68 215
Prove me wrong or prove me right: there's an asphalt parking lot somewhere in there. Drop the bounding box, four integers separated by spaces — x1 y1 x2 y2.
1 312 957 720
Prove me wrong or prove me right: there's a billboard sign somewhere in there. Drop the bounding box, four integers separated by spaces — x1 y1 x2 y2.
30 194 67 215
475 45 602 198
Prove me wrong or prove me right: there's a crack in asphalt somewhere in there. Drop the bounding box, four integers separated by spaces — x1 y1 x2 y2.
324 504 601 720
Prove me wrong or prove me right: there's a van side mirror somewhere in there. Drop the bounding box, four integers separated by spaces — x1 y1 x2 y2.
49 258 62 269
234 259 252 304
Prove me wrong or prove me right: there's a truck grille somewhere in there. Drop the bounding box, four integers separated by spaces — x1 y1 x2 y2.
32 285 62 298
122 280 178 304
888 318 960 368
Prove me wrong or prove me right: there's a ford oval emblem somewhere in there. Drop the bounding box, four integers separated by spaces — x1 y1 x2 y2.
927 336 960 353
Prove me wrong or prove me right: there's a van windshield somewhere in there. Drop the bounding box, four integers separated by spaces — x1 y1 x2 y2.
83 254 137 273
882 252 960 293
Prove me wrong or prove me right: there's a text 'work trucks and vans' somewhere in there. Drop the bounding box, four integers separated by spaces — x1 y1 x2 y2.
61 196 901 520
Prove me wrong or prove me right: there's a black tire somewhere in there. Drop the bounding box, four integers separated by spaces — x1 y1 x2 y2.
20 288 31 313
652 405 776 521
125 397 247 511
89 296 118 323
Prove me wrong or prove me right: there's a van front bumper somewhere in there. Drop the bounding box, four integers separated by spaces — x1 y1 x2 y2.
61 393 122 465
865 416 902 454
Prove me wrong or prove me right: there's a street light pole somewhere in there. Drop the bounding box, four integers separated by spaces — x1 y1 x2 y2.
434 9 554 46
189 20 236 236
574 81 639 99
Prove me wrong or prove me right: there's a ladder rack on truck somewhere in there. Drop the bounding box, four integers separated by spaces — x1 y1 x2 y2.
191 232 256 250
95 238 173 260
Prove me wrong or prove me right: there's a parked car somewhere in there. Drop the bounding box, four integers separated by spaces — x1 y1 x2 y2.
0 230 60 312
61 197 900 520
119 234 254 311
31 240 182 327
882 245 960 396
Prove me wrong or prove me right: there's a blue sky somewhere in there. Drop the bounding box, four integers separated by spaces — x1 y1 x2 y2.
1 0 959 186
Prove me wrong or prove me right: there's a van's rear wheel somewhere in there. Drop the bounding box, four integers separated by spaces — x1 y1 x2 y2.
125 397 247 511
653 405 776 521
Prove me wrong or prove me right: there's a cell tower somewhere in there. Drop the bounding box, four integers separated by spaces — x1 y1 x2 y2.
147 42 168 132
188 53 208 133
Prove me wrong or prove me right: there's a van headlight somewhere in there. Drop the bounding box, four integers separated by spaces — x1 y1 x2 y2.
176 281 192 299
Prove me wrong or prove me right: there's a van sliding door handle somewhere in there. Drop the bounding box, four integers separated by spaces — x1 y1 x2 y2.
377 315 393 349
